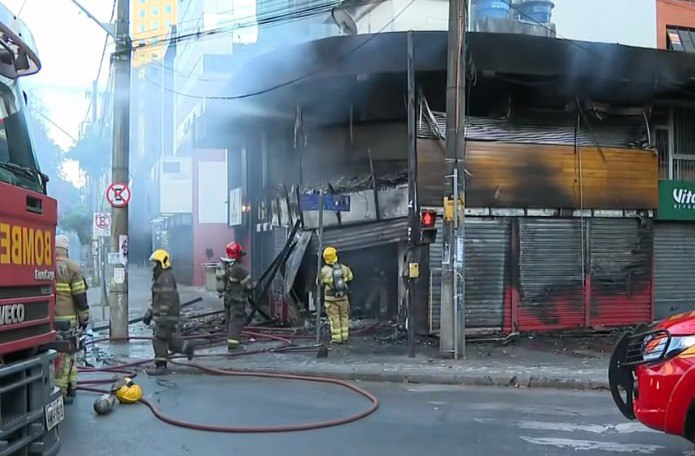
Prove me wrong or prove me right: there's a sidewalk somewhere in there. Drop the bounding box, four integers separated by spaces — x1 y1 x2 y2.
87 265 222 328
183 333 611 391
86 267 612 391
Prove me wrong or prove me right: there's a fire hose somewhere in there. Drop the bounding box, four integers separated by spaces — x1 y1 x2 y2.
75 325 381 433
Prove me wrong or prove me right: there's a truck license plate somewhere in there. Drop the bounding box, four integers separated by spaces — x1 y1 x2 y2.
45 396 64 431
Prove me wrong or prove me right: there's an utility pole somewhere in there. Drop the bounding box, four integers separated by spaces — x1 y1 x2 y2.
406 30 418 358
109 0 131 339
441 0 466 359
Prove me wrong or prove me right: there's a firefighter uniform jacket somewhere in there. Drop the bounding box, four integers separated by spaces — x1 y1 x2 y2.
223 262 253 302
320 264 354 302
55 256 90 325
150 269 181 323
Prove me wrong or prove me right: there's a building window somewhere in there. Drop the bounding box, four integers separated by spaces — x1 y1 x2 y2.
166 19 171 27
165 4 172 14
140 25 145 33
667 26 695 52
656 128 670 180
140 9 146 18
671 107 695 181
152 7 159 16
152 21 159 29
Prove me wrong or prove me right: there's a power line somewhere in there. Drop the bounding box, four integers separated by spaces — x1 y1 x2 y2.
81 0 117 129
134 0 341 50
30 106 78 143
17 0 30 16
137 1 340 83
143 0 416 101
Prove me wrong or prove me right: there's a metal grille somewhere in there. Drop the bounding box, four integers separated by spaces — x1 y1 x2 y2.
428 218 444 333
418 112 650 149
519 218 585 331
654 222 695 320
673 158 695 181
589 219 653 326
464 219 509 329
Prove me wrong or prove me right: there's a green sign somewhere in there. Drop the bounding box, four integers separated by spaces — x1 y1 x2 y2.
658 180 695 221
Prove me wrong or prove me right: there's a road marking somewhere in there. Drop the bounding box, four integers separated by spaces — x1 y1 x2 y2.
518 421 658 435
520 437 663 454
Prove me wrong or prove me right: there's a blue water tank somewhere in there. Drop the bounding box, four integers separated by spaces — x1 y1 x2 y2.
517 1 554 24
475 0 511 20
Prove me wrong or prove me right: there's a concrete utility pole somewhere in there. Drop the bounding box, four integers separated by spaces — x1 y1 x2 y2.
406 30 418 358
109 0 131 339
441 0 466 359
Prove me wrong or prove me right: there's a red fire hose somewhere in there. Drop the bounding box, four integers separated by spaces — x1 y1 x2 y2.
76 328 380 433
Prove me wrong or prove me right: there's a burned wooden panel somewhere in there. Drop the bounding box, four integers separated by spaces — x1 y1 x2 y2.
418 140 658 209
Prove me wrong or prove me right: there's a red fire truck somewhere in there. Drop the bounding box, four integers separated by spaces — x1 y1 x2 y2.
0 4 63 455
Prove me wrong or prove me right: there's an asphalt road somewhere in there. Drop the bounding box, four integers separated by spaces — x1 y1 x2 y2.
60 375 693 456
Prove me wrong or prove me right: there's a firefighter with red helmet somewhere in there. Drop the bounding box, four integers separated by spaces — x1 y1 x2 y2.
215 241 255 351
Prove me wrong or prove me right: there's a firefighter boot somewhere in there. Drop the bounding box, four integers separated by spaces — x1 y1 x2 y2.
63 394 74 405
227 339 240 352
147 361 169 376
184 342 195 361
67 385 77 398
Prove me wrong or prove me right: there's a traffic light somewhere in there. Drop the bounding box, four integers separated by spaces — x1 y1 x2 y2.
420 210 438 244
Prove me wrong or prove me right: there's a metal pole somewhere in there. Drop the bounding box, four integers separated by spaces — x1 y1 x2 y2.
108 0 131 339
315 189 325 345
441 0 466 358
406 30 418 359
453 168 459 360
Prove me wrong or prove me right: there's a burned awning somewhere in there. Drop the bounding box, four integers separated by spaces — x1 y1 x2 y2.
310 218 409 254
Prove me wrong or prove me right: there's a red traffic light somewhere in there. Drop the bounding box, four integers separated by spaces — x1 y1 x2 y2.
421 210 436 228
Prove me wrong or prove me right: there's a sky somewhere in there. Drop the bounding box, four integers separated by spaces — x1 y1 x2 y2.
3 0 115 151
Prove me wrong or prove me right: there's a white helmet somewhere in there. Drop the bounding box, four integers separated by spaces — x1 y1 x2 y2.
55 235 69 251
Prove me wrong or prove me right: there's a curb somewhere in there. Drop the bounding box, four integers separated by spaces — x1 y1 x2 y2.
164 362 609 391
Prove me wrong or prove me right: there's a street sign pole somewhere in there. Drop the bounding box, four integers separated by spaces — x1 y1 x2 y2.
109 0 131 339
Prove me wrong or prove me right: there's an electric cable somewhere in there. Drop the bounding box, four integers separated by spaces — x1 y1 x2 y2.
141 0 417 100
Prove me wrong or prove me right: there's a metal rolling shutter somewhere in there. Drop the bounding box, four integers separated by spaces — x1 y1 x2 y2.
465 219 509 329
590 219 653 327
519 218 585 331
428 219 444 333
654 222 695 320
310 218 409 254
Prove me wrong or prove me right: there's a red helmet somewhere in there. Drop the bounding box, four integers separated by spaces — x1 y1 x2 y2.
225 241 244 259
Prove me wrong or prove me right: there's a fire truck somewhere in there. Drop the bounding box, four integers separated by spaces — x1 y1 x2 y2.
0 3 63 456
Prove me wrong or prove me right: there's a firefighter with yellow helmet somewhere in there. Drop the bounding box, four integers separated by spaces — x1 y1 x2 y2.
320 246 354 343
54 234 89 404
142 249 194 375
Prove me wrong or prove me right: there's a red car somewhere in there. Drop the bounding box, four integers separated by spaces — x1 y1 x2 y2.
610 311 695 447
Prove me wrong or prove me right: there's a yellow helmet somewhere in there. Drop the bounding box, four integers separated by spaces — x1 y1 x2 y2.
323 246 338 265
115 378 143 404
149 249 171 269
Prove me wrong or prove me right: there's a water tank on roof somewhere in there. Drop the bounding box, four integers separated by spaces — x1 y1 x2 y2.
474 0 511 20
517 0 554 24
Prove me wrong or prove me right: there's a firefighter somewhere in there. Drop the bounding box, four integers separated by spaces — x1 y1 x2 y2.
215 242 255 351
54 234 89 404
320 246 353 343
143 249 194 376
365 266 389 318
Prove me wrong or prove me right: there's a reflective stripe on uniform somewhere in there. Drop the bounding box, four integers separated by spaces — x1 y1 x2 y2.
56 283 71 293
71 279 86 294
